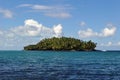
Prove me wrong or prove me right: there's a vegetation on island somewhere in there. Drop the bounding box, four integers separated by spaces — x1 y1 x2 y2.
24 37 97 51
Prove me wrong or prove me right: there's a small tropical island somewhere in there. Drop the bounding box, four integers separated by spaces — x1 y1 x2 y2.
24 37 97 51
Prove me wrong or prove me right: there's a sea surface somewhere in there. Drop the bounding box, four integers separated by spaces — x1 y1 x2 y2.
0 51 120 80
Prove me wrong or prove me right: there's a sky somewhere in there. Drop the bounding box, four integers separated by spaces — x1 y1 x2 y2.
0 0 120 50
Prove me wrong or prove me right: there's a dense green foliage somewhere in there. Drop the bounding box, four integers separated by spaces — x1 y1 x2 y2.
24 37 97 51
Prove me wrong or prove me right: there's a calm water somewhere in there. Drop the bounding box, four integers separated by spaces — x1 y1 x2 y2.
0 51 120 80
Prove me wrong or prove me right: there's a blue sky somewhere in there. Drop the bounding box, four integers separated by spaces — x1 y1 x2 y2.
0 0 120 50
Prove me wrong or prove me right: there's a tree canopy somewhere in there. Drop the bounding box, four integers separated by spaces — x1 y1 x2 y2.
24 37 97 51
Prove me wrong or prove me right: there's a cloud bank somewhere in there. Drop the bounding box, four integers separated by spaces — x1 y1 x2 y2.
10 19 63 37
78 24 116 38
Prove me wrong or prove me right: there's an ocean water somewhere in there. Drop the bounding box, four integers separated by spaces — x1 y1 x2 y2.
0 51 120 80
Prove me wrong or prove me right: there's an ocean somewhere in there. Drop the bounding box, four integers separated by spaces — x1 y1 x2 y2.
0 51 120 80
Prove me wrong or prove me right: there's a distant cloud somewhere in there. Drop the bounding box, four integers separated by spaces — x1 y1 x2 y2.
80 21 86 27
101 27 116 37
0 30 3 35
18 4 32 7
32 5 52 10
0 30 14 38
11 19 63 37
18 4 72 18
99 41 120 47
78 28 98 38
107 41 112 46
78 24 116 38
0 8 13 18
53 24 62 37
118 42 120 46
45 12 71 18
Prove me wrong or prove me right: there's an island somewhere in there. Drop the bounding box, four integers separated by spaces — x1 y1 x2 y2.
24 37 97 51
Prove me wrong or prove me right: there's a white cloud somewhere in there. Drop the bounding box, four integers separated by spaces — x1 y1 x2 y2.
78 24 116 38
0 30 3 35
45 12 71 18
80 21 86 27
0 30 15 38
118 42 120 46
11 19 44 37
0 8 13 18
18 4 32 7
78 28 98 38
99 41 120 47
107 41 112 46
18 4 71 18
11 19 62 37
32 5 52 10
99 42 112 46
100 27 116 37
53 24 63 37
1 19 62 38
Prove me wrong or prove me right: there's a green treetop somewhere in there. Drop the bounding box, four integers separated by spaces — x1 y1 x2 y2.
24 37 97 51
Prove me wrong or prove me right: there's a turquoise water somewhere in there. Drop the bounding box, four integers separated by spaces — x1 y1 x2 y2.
0 51 120 80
